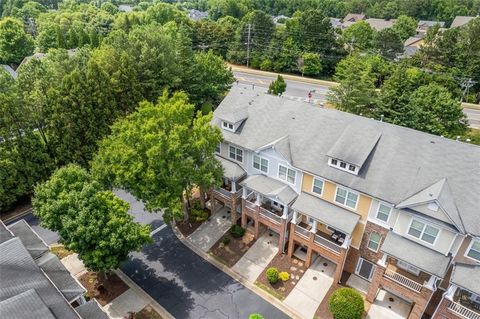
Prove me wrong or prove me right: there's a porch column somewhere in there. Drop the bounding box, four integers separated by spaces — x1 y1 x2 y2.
310 220 318 233
210 189 216 213
230 180 237 223
292 211 298 224
255 194 262 206
254 193 261 239
242 187 247 199
241 198 247 228
282 205 288 219
341 234 351 248
306 229 315 267
231 180 236 193
425 275 438 291
445 284 457 300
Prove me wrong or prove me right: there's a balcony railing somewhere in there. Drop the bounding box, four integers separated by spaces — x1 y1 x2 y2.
295 224 310 239
448 300 480 319
259 207 281 224
314 234 341 254
244 200 256 212
215 187 233 200
384 268 423 293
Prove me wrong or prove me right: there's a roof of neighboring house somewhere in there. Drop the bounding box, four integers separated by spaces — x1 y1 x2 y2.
75 300 109 319
0 238 81 319
0 289 57 319
291 192 360 234
240 174 298 205
366 18 396 31
187 9 208 21
404 36 424 47
329 17 342 29
450 16 476 28
417 20 445 29
8 220 49 259
343 13 366 23
18 49 78 70
216 155 246 181
451 264 480 295
381 231 451 277
0 221 13 244
273 15 289 23
118 4 132 12
1 64 17 79
213 86 480 235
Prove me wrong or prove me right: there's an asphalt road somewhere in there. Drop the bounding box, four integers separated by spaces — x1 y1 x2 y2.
233 70 480 129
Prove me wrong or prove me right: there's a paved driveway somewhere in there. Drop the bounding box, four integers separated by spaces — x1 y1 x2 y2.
187 207 232 252
121 227 290 319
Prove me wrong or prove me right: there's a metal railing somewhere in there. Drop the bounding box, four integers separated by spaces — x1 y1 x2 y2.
244 199 256 212
215 187 233 199
235 187 243 197
384 268 423 293
448 300 480 319
314 234 341 254
259 207 281 224
295 224 310 239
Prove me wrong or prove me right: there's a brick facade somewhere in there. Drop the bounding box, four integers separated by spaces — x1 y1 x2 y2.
359 221 390 264
432 297 463 319
343 246 360 274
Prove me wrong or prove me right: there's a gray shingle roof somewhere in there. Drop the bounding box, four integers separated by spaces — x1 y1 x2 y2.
8 219 49 259
450 16 476 28
366 18 396 31
381 232 451 277
0 289 57 319
292 192 360 234
76 300 109 319
451 264 480 295
0 221 13 244
0 238 81 319
216 155 246 181
240 174 298 205
213 86 480 235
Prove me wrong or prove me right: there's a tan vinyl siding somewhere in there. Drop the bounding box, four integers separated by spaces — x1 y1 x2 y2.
351 223 366 248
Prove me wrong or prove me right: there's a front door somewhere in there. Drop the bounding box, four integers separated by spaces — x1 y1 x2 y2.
355 258 376 281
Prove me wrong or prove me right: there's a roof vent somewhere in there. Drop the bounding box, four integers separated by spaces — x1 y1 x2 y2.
430 141 435 144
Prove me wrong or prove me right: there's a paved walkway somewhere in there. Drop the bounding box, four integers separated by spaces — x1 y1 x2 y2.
187 207 232 252
366 290 411 319
284 256 335 319
104 288 150 319
232 231 279 282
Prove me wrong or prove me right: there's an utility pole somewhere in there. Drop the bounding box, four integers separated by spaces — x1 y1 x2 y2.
246 23 251 68
198 43 209 52
459 77 477 103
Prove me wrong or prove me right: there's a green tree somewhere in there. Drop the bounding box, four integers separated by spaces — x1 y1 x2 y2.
392 15 417 41
91 91 223 222
267 75 287 95
301 52 322 76
0 17 34 64
33 164 151 273
328 287 364 319
372 27 404 60
342 20 375 51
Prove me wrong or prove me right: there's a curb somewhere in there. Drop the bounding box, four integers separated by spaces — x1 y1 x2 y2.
228 63 339 88
463 102 480 111
115 269 175 319
172 225 303 319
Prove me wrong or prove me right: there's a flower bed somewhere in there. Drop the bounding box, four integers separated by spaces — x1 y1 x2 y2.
79 271 129 306
209 230 255 267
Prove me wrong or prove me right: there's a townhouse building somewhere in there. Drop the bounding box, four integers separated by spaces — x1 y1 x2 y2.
210 85 480 319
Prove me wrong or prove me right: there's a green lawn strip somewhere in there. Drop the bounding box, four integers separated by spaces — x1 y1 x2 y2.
255 281 285 301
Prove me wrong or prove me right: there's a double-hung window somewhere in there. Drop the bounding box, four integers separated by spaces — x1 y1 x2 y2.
376 204 391 223
408 219 439 244
222 121 234 131
278 165 296 184
367 232 381 252
312 178 324 195
229 145 243 162
335 187 358 209
467 240 480 262
253 155 268 173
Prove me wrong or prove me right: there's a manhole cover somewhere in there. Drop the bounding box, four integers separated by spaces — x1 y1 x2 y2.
313 276 317 280
388 306 392 309
222 216 226 219
389 297 394 302
269 233 273 237
321 270 324 272
323 262 328 267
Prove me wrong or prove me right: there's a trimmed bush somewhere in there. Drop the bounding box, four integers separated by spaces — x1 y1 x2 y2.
229 225 245 238
222 236 230 245
190 201 208 222
328 287 364 319
248 314 264 319
266 267 279 284
279 271 290 281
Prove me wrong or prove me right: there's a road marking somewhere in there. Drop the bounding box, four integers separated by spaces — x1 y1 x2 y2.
150 223 167 236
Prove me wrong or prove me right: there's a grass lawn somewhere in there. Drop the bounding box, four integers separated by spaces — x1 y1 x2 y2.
50 245 74 259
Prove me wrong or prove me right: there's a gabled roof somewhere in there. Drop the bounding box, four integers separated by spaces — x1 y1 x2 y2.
8 220 49 259
366 18 396 31
256 135 292 163
450 16 475 28
451 264 480 295
216 155 246 181
0 221 13 244
76 300 109 319
0 289 57 319
240 174 298 205
404 36 424 47
327 125 381 168
343 13 366 22
418 20 445 28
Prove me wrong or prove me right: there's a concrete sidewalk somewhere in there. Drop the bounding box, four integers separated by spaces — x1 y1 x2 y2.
187 207 232 252
232 231 279 282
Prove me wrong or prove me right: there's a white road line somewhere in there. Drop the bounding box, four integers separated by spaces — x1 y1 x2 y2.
150 223 168 236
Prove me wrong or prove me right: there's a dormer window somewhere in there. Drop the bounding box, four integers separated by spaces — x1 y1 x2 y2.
222 121 235 132
329 158 358 175
427 202 439 212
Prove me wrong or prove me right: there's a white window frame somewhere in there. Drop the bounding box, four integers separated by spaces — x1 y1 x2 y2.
222 121 235 132
355 258 376 281
367 232 382 252
375 203 392 224
229 145 243 162
465 239 480 263
334 186 359 210
253 154 268 173
278 164 296 184
328 157 358 175
407 218 440 246
311 177 324 196
396 260 421 276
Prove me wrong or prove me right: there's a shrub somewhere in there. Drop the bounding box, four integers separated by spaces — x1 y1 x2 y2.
260 59 273 71
279 271 290 281
190 201 208 222
229 225 245 238
266 267 279 284
249 314 264 319
222 236 230 245
328 287 364 319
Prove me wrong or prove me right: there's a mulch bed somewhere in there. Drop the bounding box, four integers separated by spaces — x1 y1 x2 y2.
209 231 256 267
50 245 74 259
255 254 308 300
79 271 129 306
176 209 211 237
134 305 164 319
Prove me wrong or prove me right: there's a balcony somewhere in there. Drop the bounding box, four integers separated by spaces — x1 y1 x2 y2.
384 268 423 293
259 206 282 224
214 186 243 202
294 224 311 239
314 232 341 254
448 300 480 319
